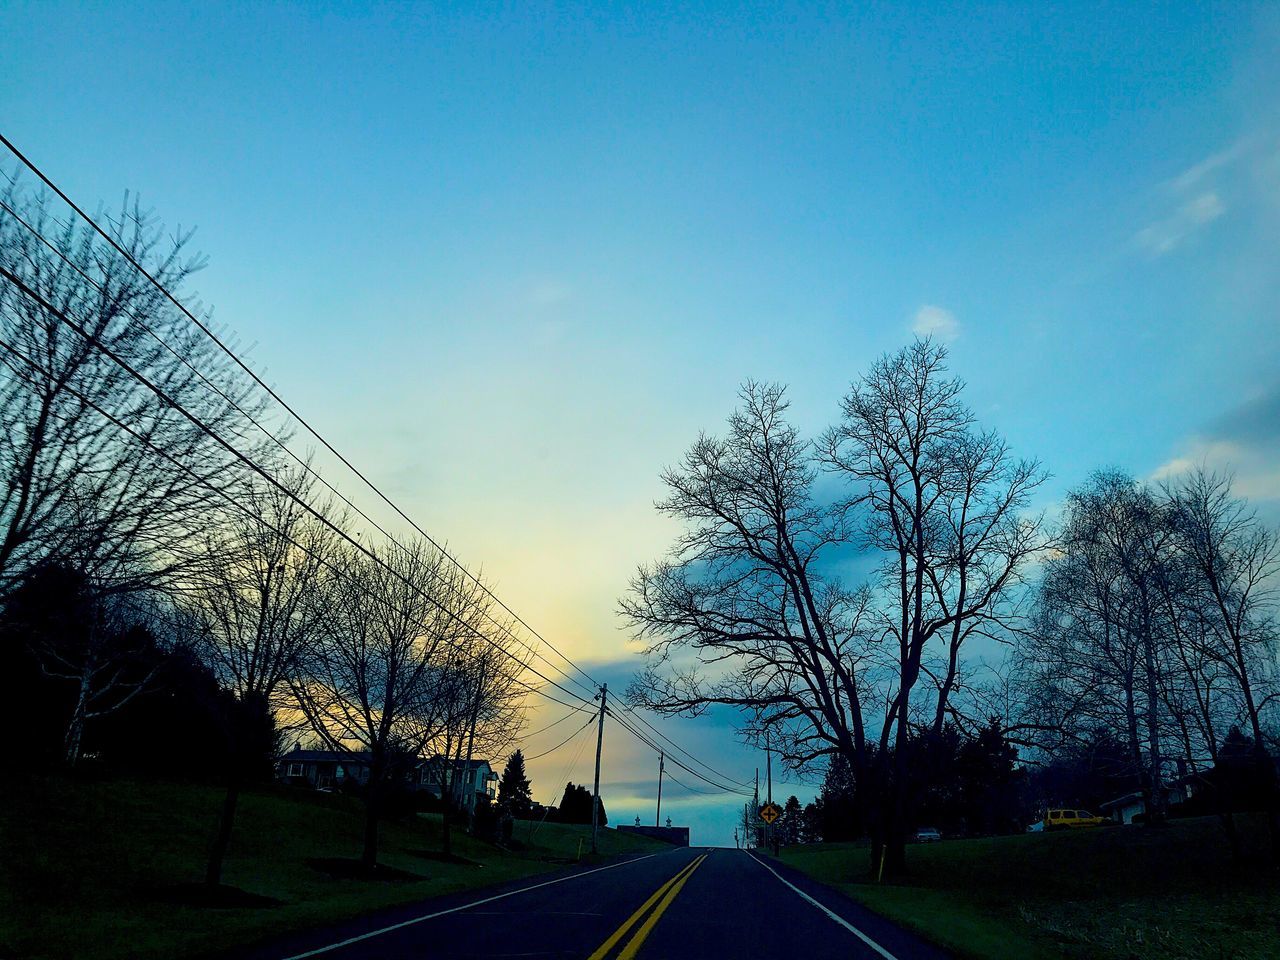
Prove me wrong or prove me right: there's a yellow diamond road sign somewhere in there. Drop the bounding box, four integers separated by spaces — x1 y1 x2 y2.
759 802 782 824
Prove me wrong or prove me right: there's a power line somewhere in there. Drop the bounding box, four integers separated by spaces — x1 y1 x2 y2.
0 192 572 698
0 140 756 800
662 769 713 796
522 711 599 762
0 331 567 715
606 707 752 797
0 132 601 701
516 704 592 742
0 266 594 708
618 705 754 789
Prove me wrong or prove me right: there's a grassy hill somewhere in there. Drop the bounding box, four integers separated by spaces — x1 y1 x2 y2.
0 775 665 960
778 817 1280 960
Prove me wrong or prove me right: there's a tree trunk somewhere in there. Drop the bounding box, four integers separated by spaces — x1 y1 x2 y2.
1122 675 1154 823
361 784 380 870
1246 709 1280 866
1140 610 1166 826
63 675 89 768
362 753 384 869
462 672 483 833
206 776 241 887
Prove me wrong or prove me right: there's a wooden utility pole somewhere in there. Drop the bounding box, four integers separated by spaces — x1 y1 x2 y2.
766 734 773 852
655 751 665 826
590 683 607 854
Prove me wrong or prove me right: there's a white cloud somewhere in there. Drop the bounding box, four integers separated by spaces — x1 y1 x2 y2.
1134 190 1225 256
911 304 960 342
1168 139 1250 193
1150 438 1280 503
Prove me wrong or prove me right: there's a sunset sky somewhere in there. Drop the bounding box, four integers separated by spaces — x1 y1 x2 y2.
4 1 1278 844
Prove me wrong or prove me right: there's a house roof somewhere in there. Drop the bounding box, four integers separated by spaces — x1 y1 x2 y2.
425 755 493 770
281 747 494 770
282 750 373 765
1099 792 1143 810
1100 777 1197 810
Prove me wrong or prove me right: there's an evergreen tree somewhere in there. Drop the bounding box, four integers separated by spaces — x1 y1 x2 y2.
819 754 861 841
781 795 803 844
557 782 607 825
800 800 824 843
497 749 534 817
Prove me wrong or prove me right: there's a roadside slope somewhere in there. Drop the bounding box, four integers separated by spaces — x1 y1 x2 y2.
778 818 1280 960
0 775 664 960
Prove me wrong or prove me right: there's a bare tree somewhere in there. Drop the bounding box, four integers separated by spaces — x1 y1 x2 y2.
1016 472 1179 826
624 381 875 804
293 538 501 869
15 563 175 764
625 341 1047 879
819 339 1047 874
189 466 338 886
0 180 273 769
0 179 270 597
1166 468 1280 858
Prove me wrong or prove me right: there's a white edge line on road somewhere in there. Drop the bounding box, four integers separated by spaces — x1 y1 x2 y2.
278 852 662 960
747 852 899 960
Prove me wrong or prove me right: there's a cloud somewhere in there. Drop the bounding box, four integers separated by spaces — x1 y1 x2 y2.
1168 140 1250 193
911 305 960 342
1207 383 1280 447
1134 190 1225 256
1149 384 1280 503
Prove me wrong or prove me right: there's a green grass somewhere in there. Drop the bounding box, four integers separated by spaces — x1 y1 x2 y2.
779 819 1280 960
0 775 666 960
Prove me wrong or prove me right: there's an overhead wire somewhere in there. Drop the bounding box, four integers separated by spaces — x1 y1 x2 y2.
522 710 598 762
0 190 586 700
0 266 593 708
0 136 758 798
515 704 592 743
617 704 754 789
0 132 601 702
606 706 753 797
0 331 568 716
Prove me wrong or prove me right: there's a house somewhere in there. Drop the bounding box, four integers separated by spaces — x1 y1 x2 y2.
277 745 499 808
278 746 373 791
417 756 498 811
1099 776 1200 824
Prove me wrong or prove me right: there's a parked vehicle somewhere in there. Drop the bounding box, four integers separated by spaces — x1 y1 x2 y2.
914 826 942 842
1042 808 1107 830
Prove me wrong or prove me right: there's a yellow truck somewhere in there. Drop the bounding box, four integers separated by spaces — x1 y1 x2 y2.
1043 808 1108 830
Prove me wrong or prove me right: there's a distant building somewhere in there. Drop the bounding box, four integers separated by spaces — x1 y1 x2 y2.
617 824 691 847
415 756 499 811
277 747 372 790
1099 776 1199 824
277 745 496 809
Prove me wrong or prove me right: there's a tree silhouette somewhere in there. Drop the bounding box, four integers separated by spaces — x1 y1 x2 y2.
558 782 606 825
497 749 533 817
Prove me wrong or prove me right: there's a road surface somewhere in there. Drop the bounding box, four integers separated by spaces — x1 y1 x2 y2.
236 847 951 960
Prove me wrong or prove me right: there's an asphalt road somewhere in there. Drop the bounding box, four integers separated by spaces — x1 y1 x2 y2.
236 847 951 960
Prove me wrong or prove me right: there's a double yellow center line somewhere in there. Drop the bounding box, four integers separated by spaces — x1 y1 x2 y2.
586 853 709 960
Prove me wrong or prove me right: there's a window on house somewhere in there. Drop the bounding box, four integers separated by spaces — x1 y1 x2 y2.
287 762 304 777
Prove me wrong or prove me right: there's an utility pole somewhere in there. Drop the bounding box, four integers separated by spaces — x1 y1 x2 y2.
590 683 607 854
655 751 665 827
766 733 773 852
753 768 760 850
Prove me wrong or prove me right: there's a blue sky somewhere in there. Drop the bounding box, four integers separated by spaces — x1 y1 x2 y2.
4 1 1278 844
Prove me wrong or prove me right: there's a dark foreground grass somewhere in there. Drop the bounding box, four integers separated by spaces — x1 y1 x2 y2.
0 775 665 960
778 818 1280 960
